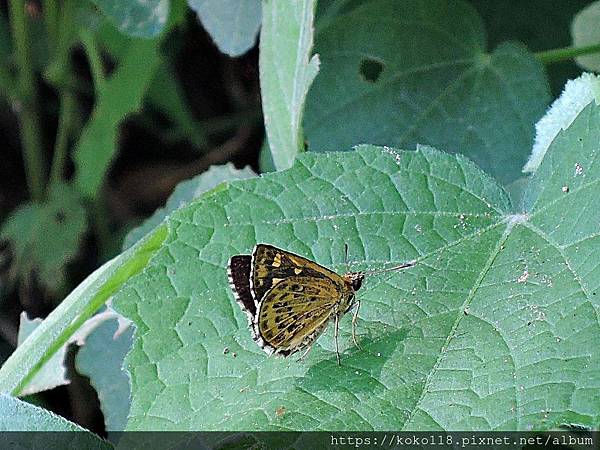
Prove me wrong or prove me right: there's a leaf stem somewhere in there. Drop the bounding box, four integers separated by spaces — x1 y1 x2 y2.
80 30 106 96
50 91 77 184
43 0 59 54
536 43 600 64
10 0 46 201
0 65 17 102
48 0 78 184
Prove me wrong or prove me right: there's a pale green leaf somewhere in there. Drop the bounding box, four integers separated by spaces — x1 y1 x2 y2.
16 309 126 396
259 0 320 170
76 316 134 432
258 137 276 173
305 0 550 185
572 1 600 72
523 73 600 174
0 394 110 449
16 314 69 395
123 163 256 249
189 0 262 57
91 0 169 38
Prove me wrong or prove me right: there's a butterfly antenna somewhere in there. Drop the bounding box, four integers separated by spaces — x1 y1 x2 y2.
362 259 417 275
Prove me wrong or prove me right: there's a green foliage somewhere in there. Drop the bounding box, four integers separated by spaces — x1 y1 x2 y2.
17 313 70 395
16 308 128 397
90 0 169 38
305 0 550 185
188 0 262 57
109 105 600 431
572 1 600 72
74 37 161 199
0 183 87 295
0 394 109 440
0 225 167 396
124 163 256 249
76 316 134 431
471 0 592 95
260 0 320 170
523 73 600 174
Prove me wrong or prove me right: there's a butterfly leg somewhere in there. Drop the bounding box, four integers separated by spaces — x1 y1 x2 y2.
297 345 313 362
334 314 341 365
351 299 362 350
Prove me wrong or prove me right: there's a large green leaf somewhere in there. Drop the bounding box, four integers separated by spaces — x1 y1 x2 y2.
91 0 169 38
188 0 262 57
259 0 320 170
111 102 600 431
305 0 550 185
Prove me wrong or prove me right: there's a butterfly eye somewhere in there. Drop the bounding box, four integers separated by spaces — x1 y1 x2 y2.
351 276 363 291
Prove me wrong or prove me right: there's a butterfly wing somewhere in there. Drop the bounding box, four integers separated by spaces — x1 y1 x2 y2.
254 275 349 356
227 255 256 327
251 244 344 304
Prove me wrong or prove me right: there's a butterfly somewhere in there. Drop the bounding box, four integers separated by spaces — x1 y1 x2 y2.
228 244 416 364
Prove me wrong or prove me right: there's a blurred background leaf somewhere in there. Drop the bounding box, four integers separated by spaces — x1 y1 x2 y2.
471 0 593 95
572 0 600 72
74 38 161 199
90 0 169 38
188 0 262 57
305 0 550 186
0 183 87 298
123 163 255 249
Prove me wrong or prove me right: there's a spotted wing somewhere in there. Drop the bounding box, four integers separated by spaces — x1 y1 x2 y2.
251 244 344 304
254 276 348 356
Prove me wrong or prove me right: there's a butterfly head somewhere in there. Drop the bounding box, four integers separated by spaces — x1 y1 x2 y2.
344 271 365 292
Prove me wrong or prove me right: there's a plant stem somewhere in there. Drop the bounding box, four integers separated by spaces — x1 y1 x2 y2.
10 0 46 201
80 30 106 96
48 0 79 185
43 0 59 54
536 43 600 64
0 65 17 102
50 91 77 184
